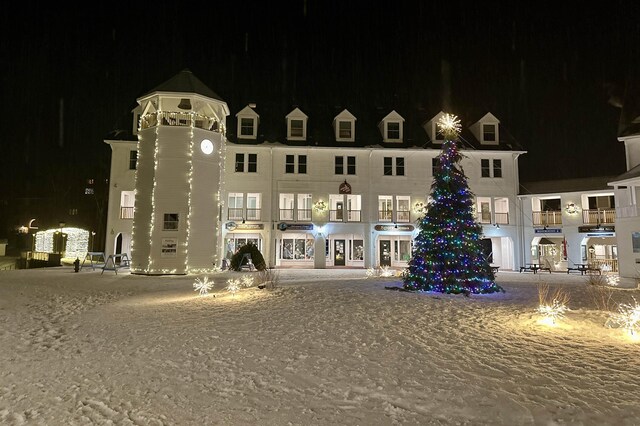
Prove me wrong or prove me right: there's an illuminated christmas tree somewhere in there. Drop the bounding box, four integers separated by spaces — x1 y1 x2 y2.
403 114 503 294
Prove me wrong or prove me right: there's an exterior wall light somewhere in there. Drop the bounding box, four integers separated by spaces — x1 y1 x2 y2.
565 203 579 214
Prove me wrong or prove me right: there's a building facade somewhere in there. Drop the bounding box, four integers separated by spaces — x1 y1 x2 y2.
104 70 525 274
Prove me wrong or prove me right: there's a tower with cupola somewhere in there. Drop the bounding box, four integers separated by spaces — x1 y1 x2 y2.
131 69 229 274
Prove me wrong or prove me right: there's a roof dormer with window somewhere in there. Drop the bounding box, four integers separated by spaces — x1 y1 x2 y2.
470 113 500 146
286 107 308 141
379 110 404 143
333 109 356 142
422 111 446 144
236 105 260 140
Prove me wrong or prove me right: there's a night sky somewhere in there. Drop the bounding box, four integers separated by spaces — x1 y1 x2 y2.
1 1 638 234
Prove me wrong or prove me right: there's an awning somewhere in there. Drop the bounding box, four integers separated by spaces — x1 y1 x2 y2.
538 238 558 245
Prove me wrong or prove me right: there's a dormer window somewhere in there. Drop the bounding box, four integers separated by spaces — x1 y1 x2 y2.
240 118 255 136
236 105 259 140
472 113 500 145
379 111 405 143
286 108 308 141
339 121 352 139
483 124 496 142
334 109 356 142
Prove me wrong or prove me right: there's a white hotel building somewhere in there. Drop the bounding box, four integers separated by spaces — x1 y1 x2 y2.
101 69 528 274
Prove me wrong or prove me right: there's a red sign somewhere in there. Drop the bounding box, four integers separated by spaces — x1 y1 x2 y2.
339 180 351 194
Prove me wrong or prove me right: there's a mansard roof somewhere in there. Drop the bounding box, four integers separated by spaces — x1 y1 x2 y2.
225 98 524 151
519 176 617 195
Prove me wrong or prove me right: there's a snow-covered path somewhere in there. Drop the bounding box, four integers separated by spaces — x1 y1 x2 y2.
0 267 639 425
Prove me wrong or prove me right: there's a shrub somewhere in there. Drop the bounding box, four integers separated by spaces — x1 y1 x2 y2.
229 243 267 271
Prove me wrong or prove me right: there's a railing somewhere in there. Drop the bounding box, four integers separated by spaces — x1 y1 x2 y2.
494 212 509 225
120 207 134 219
279 209 294 221
532 210 563 226
347 210 361 222
582 209 616 224
616 205 638 219
590 258 619 273
477 214 492 224
378 210 393 222
228 208 244 221
297 209 312 221
246 208 261 221
140 111 222 133
396 210 411 223
330 210 343 221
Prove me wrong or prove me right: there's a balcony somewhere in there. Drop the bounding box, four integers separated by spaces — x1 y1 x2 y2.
582 209 615 225
494 212 509 225
120 207 134 219
228 208 244 221
378 210 393 222
140 111 221 132
297 209 312 221
532 210 562 226
279 209 294 221
396 210 411 223
330 210 361 222
246 208 261 221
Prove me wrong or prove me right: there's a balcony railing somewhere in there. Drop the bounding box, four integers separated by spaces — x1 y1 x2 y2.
494 212 509 225
279 209 294 221
330 209 361 222
297 209 312 221
533 210 562 226
140 111 222 133
378 210 393 222
477 214 492 224
396 210 411 223
582 209 615 224
246 208 261 221
228 208 244 221
120 207 134 219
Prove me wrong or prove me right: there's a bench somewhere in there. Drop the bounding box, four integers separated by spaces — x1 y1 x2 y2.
80 252 106 271
102 253 130 275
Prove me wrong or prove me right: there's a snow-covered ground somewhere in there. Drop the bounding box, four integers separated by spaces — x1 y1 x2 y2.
1 266 639 425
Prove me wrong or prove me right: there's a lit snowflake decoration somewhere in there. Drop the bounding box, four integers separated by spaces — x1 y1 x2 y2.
606 275 620 286
380 266 394 278
226 279 241 295
365 267 378 278
608 298 640 336
241 275 254 288
537 299 568 325
193 276 214 296
437 113 461 139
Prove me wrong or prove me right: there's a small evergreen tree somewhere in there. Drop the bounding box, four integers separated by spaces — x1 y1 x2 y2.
403 114 503 294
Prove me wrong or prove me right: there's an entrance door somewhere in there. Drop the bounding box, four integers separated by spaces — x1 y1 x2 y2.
380 240 391 266
336 202 344 221
334 240 346 266
480 238 493 263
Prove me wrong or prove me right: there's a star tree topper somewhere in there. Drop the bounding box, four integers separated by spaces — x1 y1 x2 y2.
437 113 461 140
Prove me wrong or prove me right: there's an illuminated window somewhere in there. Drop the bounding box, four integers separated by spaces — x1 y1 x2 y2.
163 213 179 231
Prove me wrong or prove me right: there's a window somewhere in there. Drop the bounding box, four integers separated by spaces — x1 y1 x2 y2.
481 159 491 177
481 158 502 178
129 151 137 170
483 124 496 142
228 193 244 220
235 153 245 172
290 119 304 137
347 156 356 175
397 196 410 222
396 157 405 176
240 118 254 136
235 153 257 173
384 157 393 175
335 156 356 175
335 156 344 174
297 194 312 221
384 157 404 176
246 193 261 220
163 213 179 230
493 159 502 178
298 155 307 174
379 196 393 221
338 121 352 139
286 155 295 173
285 155 306 174
432 157 440 175
279 193 294 220
387 122 400 140
248 153 257 173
